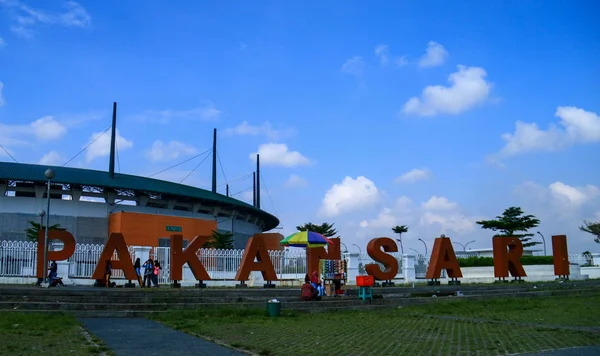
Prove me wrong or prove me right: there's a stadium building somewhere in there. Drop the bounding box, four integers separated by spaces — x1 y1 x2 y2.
0 103 280 249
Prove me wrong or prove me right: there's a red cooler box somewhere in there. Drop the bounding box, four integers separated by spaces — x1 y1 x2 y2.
356 275 374 287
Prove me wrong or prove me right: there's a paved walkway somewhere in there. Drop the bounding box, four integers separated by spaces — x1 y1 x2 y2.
79 318 243 356
518 346 600 355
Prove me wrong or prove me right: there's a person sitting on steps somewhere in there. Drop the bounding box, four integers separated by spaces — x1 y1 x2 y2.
301 274 319 301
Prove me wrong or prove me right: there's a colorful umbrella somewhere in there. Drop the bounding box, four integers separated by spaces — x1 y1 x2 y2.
280 231 333 248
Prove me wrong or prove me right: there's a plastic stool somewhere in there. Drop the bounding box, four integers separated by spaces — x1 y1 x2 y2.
358 286 372 301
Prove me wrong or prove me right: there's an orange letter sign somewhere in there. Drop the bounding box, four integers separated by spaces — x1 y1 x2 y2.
552 235 569 277
91 233 137 280
235 236 278 281
170 234 211 281
307 237 341 276
492 236 526 278
365 237 398 280
36 229 76 278
426 236 463 279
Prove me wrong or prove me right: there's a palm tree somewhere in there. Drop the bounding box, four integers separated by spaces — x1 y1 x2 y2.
25 221 65 242
392 225 408 255
580 220 600 244
203 230 234 249
296 222 337 237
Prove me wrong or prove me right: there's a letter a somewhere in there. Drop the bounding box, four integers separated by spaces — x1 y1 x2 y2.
91 233 137 280
552 235 570 278
170 234 211 281
235 237 278 281
365 237 399 280
36 229 76 278
492 236 526 278
426 236 463 279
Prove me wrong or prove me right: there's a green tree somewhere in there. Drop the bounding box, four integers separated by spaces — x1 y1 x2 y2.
296 222 337 237
580 220 600 244
475 207 540 248
392 225 408 255
203 230 234 249
25 221 66 242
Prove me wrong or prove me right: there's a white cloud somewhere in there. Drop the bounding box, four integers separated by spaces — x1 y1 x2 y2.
395 168 431 183
341 56 365 77
0 37 4 46
250 143 311 167
284 174 308 188
491 106 600 160
402 65 492 116
30 116 67 141
1 1 91 39
374 45 389 65
549 182 599 208
38 151 62 165
85 129 133 163
396 56 408 67
418 41 448 68
358 194 479 238
421 196 458 211
225 121 294 140
0 81 4 106
146 140 197 162
319 176 381 217
131 103 221 124
0 116 67 153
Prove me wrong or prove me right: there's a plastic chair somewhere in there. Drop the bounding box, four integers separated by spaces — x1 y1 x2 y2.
358 286 372 301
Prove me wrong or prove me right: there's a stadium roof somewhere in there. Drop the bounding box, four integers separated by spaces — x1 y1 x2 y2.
0 162 279 230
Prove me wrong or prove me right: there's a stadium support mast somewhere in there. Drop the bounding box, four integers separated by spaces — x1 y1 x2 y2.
253 172 256 207
108 102 117 179
212 128 217 193
256 154 260 209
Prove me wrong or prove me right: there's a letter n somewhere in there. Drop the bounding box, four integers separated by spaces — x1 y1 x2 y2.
36 229 76 278
552 235 569 277
365 237 398 280
235 237 277 281
492 236 526 278
426 236 462 279
91 233 137 280
170 234 211 281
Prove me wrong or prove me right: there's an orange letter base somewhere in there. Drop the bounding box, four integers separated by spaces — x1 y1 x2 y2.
36 229 76 279
170 234 211 288
552 235 570 278
492 236 527 281
91 233 138 281
365 237 399 283
425 237 463 285
234 236 278 287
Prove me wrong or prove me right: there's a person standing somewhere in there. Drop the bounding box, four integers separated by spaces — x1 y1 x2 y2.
142 259 153 288
152 260 162 287
104 260 112 288
133 258 142 287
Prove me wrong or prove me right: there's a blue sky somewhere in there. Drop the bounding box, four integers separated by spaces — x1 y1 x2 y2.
1 0 599 253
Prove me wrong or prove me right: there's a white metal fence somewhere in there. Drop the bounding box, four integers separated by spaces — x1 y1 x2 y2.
149 247 309 285
68 244 136 279
0 241 37 277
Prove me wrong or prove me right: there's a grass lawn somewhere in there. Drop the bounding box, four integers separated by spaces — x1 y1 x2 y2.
151 293 600 356
0 312 113 356
397 292 600 327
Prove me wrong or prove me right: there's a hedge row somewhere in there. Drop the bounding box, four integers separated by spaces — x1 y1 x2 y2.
457 255 555 268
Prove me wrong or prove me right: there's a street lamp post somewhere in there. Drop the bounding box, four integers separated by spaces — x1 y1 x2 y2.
408 248 420 256
454 242 466 251
352 244 362 255
340 242 349 253
536 231 547 256
418 238 428 256
464 240 476 251
42 169 55 286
